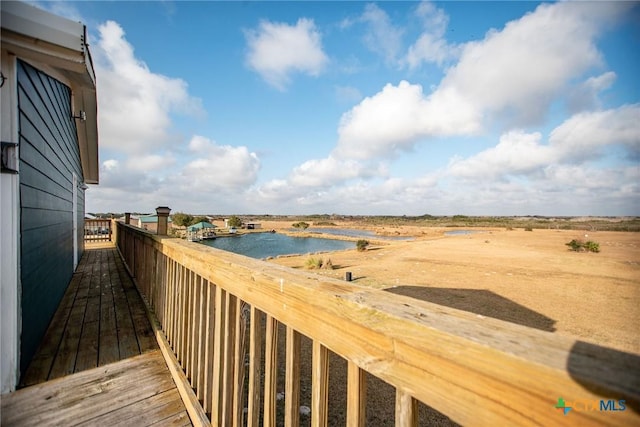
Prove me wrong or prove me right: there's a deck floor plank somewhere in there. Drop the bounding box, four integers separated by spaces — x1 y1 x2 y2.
21 245 161 384
2 351 192 426
5 245 193 426
19 272 83 386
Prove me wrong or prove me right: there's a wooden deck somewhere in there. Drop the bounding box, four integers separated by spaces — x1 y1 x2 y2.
21 245 157 385
2 245 193 426
2 351 192 426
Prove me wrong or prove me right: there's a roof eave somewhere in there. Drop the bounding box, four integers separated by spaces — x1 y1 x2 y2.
1 2 99 184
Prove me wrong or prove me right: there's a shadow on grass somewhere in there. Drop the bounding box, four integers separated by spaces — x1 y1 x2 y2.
385 286 556 332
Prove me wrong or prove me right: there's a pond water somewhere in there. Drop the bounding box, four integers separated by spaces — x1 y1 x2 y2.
201 232 354 259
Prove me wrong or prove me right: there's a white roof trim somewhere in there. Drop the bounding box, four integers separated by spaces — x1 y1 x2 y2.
1 1 99 184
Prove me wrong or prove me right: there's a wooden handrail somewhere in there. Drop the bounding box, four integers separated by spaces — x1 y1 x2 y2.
84 218 112 241
115 222 640 426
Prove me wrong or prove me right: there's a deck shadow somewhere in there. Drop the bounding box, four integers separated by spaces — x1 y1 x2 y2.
385 286 556 332
567 341 640 415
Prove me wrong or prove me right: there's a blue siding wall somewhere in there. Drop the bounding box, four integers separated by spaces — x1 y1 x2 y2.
17 60 85 374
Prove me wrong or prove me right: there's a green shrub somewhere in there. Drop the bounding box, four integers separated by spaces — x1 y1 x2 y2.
566 239 600 253
524 227 533 231
356 239 369 251
566 239 584 252
292 221 309 230
584 241 600 253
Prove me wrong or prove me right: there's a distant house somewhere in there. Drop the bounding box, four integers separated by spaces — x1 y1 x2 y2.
246 222 262 230
0 2 98 392
135 214 172 233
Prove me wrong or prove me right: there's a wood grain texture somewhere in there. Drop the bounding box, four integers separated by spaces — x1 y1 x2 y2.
21 248 160 386
346 361 366 427
285 327 301 427
2 351 192 427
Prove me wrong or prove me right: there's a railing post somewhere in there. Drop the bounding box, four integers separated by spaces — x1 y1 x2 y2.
111 218 117 244
124 212 131 225
156 206 171 235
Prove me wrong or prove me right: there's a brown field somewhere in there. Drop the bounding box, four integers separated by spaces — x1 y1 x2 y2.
221 220 640 425
254 220 640 355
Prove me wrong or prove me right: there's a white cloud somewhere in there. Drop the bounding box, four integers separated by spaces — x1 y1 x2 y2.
335 80 480 160
360 3 404 65
289 156 385 187
448 105 640 179
245 18 328 90
405 1 459 68
549 104 640 161
97 159 162 193
448 131 554 179
334 2 633 163
438 1 629 127
94 21 203 154
125 153 176 172
567 72 617 113
181 136 260 190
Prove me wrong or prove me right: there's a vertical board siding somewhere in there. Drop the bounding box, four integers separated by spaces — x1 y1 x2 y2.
17 59 85 376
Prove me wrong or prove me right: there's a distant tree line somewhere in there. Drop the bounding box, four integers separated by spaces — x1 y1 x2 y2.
171 212 211 227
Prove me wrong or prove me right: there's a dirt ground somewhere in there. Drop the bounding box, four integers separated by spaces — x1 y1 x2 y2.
233 220 639 425
258 220 639 355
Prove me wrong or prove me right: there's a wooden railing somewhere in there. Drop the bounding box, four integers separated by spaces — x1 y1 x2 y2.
115 222 639 426
84 218 112 241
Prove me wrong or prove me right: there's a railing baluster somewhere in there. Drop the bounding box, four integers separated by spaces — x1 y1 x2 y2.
184 270 193 376
221 293 237 426
192 275 202 392
175 263 183 355
285 327 301 427
175 265 183 362
166 259 175 343
247 306 264 427
311 341 329 427
395 389 417 427
263 315 278 427
347 361 367 427
202 281 216 415
180 266 188 367
166 259 174 346
211 286 226 424
158 254 167 328
232 298 246 427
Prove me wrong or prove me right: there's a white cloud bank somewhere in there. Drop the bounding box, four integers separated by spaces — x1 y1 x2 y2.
336 1 632 160
254 1 638 215
78 1 637 216
181 136 260 190
245 18 329 90
448 105 640 179
94 21 203 155
87 21 262 213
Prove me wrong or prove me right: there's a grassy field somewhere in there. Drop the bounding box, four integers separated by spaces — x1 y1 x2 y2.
221 214 640 232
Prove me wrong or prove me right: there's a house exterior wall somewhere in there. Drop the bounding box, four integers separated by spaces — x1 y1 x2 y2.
17 59 85 375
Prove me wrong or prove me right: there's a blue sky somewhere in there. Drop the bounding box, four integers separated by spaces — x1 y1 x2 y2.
35 1 640 216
